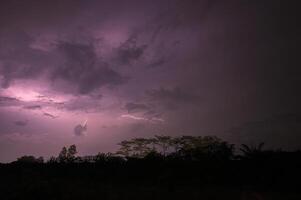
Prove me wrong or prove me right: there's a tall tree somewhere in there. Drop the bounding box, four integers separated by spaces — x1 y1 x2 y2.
58 146 67 163
67 144 78 162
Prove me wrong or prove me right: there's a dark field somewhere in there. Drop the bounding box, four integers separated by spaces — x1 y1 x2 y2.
1 154 301 200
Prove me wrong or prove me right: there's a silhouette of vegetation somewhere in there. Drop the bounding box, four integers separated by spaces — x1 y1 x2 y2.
1 135 301 199
58 144 78 163
115 135 234 161
15 155 44 164
241 142 264 154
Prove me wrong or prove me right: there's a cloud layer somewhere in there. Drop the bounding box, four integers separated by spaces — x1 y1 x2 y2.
0 0 300 162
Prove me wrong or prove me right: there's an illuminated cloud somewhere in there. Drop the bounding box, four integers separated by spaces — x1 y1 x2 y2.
121 114 164 123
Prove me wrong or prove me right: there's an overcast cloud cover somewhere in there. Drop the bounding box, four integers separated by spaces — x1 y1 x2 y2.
0 0 300 162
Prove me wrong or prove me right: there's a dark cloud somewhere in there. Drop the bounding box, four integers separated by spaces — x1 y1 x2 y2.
0 0 84 26
124 87 202 120
142 110 162 118
1 95 49 111
0 92 102 114
52 41 127 94
116 35 147 65
0 96 20 107
0 30 127 96
0 96 19 102
146 87 201 110
58 97 102 113
149 0 215 31
125 102 149 113
147 58 166 68
0 30 51 88
23 105 42 110
14 120 28 126
43 113 58 119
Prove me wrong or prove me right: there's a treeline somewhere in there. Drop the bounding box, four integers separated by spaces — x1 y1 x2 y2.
10 135 301 164
2 135 301 199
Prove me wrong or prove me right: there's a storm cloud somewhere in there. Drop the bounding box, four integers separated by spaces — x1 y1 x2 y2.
52 41 127 94
0 0 300 162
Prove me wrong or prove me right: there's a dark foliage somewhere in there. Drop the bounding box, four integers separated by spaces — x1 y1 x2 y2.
0 136 301 200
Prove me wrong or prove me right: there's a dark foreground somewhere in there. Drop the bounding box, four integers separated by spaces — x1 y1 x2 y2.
1 157 301 200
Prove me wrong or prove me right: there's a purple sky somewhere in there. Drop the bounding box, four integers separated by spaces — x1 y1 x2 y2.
0 0 300 162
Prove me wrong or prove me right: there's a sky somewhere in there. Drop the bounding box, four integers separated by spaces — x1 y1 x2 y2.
0 0 300 162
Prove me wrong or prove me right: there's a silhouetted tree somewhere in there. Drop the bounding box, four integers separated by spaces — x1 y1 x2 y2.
117 135 234 160
116 140 133 157
131 138 152 157
16 155 44 163
47 156 57 163
58 146 68 163
57 145 78 163
67 144 78 162
174 136 234 161
94 153 107 163
36 156 44 163
117 138 154 157
80 155 94 163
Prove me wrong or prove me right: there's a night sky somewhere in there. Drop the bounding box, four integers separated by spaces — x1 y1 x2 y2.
0 0 300 162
